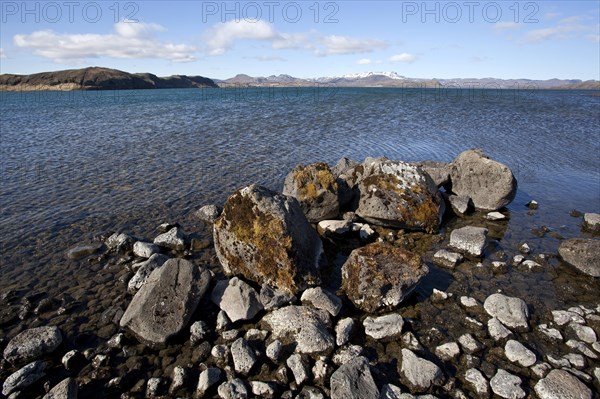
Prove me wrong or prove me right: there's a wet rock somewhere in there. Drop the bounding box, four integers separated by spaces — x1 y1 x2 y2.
317 220 352 237
127 254 169 294
355 158 444 233
120 259 212 347
335 318 355 347
42 377 78 399
534 369 591 399
231 338 257 375
259 284 295 311
558 238 600 277
217 378 248 399
214 185 323 296
266 340 283 362
569 323 597 343
504 340 536 367
400 349 444 393
211 277 263 323
449 226 488 257
411 160 450 188
263 306 334 354
459 333 483 354
301 287 342 317
583 213 600 233
2 360 46 396
519 243 531 254
363 314 404 340
283 162 340 222
449 149 517 211
435 342 460 361
483 293 529 331
433 249 463 269
486 211 506 221
67 243 102 260
250 381 277 398
133 241 160 258
287 354 310 385
330 356 379 399
527 200 538 209
489 369 525 399
341 242 428 313
448 194 473 216
3 326 62 364
154 227 186 251
464 368 489 398
195 204 222 224
106 232 133 253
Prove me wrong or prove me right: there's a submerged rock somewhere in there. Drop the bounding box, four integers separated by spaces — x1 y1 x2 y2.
330 356 379 399
449 149 517 211
213 184 323 295
120 258 211 347
67 243 102 260
558 238 600 277
3 326 62 364
341 242 428 313
283 162 340 222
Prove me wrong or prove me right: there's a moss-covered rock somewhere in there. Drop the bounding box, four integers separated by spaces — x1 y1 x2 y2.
341 242 428 313
213 185 324 295
283 162 340 223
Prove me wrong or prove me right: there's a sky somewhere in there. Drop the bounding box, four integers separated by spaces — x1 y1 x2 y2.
0 1 599 80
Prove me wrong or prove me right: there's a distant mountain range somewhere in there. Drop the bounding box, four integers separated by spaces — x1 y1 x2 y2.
1 67 598 91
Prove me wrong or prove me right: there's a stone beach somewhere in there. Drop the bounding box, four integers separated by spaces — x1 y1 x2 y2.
1 149 599 398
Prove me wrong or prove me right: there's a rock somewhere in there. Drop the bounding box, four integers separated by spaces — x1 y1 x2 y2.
567 339 598 359
435 342 460 361
146 377 164 398
263 305 334 354
154 227 186 250
363 314 404 340
133 241 160 258
464 368 489 398
332 345 364 366
483 293 529 331
355 158 444 233
335 318 355 347
379 383 410 399
449 149 517 210
583 213 600 233
486 211 506 220
297 386 325 399
211 277 263 323
460 296 478 308
169 366 186 394
504 340 536 367
217 378 248 399
359 224 376 241
449 226 488 257
221 329 240 341
259 284 295 311
211 344 229 361
519 243 530 254
244 328 268 341
564 353 586 369
317 220 352 237
92 354 108 368
401 332 424 352
282 162 340 222
61 350 82 371
492 261 508 274
213 184 323 296
341 242 428 313
410 160 451 187
489 369 525 399
67 243 102 260
537 324 563 341
106 232 133 253
196 367 222 397
458 333 483 354
3 326 62 364
534 369 591 399
400 349 444 392
2 361 46 396
301 287 342 317
190 321 209 345
266 340 283 362
312 358 331 384
120 258 212 347
216 311 231 332
432 249 463 269
527 200 538 209
195 204 222 224
552 310 585 326
531 362 552 379
569 323 597 343
231 338 257 375
448 194 473 216
558 238 600 277
287 354 310 385
330 356 379 399
127 254 169 294
431 288 450 302
42 377 78 399
250 381 276 398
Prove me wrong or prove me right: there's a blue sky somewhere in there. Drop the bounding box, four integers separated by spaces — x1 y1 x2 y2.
1 1 599 80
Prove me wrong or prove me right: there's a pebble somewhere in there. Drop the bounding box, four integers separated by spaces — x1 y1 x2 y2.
62 350 81 371
211 344 229 360
217 378 248 399
431 288 449 302
244 328 268 341
460 296 478 308
169 366 186 394
146 377 163 398
486 211 506 220
458 334 483 354
537 324 563 341
190 320 210 344
504 340 536 367
512 255 524 264
153 227 186 250
335 318 355 347
363 313 404 340
287 354 310 385
231 338 257 375
216 310 231 332
569 323 597 343
266 340 283 362
464 368 489 398
435 342 460 361
490 369 525 399
564 353 586 369
301 287 342 317
196 367 222 397
519 243 530 254
250 381 276 398
312 358 330 384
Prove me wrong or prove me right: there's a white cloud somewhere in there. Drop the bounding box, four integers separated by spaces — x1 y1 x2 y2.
523 15 595 43
204 20 277 55
0 48 6 59
357 58 372 65
389 53 417 63
493 22 521 32
13 22 196 63
244 55 287 62
318 35 387 55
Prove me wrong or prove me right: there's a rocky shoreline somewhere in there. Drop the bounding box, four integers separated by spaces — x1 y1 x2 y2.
1 149 599 399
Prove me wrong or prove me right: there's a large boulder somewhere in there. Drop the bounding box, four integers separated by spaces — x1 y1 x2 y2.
341 242 428 313
283 162 340 222
120 258 211 347
534 369 591 399
449 149 517 210
3 326 62 365
213 184 323 295
355 157 444 233
558 238 600 277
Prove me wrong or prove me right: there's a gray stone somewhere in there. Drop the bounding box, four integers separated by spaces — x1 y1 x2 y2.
552 310 585 326
127 254 169 294
245 328 268 341
448 194 472 215
169 366 186 394
146 377 164 398
287 354 310 385
217 378 248 399
330 356 379 399
2 361 46 396
335 318 355 347
107 333 124 349
3 326 62 364
435 342 460 361
558 238 600 277
61 350 81 371
460 296 478 308
266 340 283 362
214 185 323 295
190 320 210 345
537 324 563 341
504 340 536 367
250 381 276 398
296 386 325 399
359 224 376 241
458 334 483 354
564 353 586 369
566 340 598 359
531 362 552 379
400 349 444 392
301 287 342 317
431 288 449 302
42 377 78 399
380 383 412 399
211 344 229 360
106 232 133 253
401 332 424 352
120 258 212 347
449 149 517 210
534 369 591 399
91 354 108 368
316 220 352 237
464 368 489 398
221 329 240 341
196 367 222 397
486 211 506 220
363 314 404 340
263 305 334 354
341 242 428 313
412 160 450 187
211 277 263 323
312 358 330 384
569 322 597 343
332 345 364 366
449 226 488 257
153 227 186 250
583 213 600 233
195 204 221 224
231 338 257 375
519 243 531 254
483 293 529 331
259 284 295 311
67 243 102 260
489 369 525 399
432 249 463 269
133 241 160 258
216 310 231 332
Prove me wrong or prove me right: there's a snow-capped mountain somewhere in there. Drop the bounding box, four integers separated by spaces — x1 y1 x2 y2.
341 71 406 80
